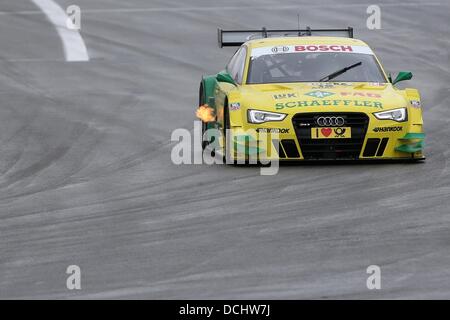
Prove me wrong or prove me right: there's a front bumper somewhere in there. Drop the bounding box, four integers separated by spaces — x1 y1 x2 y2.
227 112 425 161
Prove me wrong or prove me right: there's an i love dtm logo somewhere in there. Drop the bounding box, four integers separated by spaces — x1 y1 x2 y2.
321 127 347 137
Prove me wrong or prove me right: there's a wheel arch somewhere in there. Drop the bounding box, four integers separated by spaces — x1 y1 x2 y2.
200 75 218 108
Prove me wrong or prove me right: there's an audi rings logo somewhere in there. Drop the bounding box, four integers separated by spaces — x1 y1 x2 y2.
316 116 345 127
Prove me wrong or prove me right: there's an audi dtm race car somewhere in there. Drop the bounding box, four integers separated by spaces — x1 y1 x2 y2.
198 27 425 162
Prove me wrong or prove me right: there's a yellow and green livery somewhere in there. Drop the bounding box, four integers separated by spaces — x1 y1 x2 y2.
199 27 425 161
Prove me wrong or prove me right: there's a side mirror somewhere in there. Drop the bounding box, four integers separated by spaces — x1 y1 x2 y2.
216 72 236 85
392 71 413 85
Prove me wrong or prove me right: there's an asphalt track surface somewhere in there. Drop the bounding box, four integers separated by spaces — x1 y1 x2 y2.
0 0 449 299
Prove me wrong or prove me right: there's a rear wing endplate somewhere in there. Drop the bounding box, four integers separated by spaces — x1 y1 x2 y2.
218 27 354 47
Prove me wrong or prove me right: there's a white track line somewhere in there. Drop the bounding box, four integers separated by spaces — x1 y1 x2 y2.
30 0 89 62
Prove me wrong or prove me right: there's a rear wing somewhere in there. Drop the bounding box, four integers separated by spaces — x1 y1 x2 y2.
218 27 354 47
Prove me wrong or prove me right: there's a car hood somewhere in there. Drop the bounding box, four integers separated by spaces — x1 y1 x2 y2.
236 82 407 113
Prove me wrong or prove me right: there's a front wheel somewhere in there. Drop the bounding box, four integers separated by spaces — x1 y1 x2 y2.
223 105 237 164
199 84 208 150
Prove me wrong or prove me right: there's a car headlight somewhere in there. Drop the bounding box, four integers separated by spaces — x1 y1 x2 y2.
373 108 407 122
247 109 287 124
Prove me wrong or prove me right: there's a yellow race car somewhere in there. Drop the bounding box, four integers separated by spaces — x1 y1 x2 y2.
198 27 425 162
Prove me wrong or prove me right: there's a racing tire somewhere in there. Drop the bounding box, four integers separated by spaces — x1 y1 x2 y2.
223 104 240 165
198 84 208 150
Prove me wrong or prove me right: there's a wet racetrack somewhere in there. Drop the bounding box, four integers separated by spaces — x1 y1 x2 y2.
0 0 449 299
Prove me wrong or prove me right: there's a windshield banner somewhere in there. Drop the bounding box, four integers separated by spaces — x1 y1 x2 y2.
251 45 374 57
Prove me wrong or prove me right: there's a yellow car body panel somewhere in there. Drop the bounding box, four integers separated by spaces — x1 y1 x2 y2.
209 36 425 161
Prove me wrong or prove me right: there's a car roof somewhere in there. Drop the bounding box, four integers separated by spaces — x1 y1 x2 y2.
245 36 369 49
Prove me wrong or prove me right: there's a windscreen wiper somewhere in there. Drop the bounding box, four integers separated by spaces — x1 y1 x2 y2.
318 61 362 82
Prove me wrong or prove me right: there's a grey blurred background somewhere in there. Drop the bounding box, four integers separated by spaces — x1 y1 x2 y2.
0 0 449 299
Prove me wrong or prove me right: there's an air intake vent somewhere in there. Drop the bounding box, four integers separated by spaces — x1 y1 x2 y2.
281 140 300 158
292 112 369 160
363 138 380 157
376 138 389 157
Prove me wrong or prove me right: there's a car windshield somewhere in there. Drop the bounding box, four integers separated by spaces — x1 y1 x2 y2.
247 51 387 84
